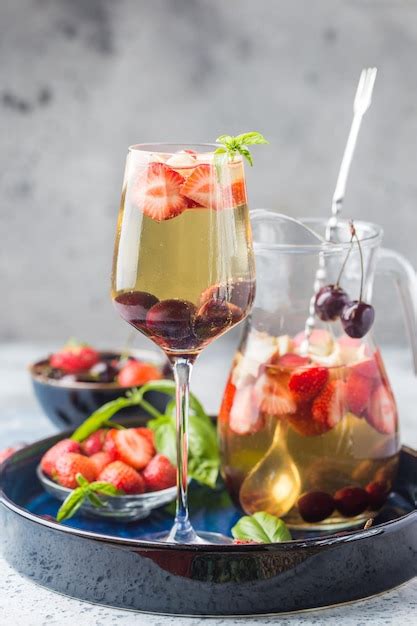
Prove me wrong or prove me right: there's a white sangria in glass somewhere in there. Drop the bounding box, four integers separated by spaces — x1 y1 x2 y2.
111 134 268 542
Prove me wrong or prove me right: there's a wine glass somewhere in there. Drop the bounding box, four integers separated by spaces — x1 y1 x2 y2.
111 143 255 543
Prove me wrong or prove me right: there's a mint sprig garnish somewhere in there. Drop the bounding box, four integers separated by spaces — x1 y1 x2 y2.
56 473 120 522
231 511 291 543
70 379 220 489
214 131 269 167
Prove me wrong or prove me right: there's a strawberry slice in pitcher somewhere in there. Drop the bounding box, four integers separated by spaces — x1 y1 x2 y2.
229 385 264 435
366 385 397 435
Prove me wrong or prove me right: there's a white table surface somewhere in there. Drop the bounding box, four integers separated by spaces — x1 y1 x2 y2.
0 342 416 625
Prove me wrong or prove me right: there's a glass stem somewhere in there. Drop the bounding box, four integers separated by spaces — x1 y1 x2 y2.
169 356 196 543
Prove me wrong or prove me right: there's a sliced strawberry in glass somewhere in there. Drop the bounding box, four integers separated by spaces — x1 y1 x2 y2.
131 162 188 221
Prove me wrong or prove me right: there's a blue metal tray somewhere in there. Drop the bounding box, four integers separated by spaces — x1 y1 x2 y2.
1 422 416 616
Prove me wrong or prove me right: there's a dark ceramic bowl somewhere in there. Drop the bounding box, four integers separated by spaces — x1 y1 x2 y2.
29 349 171 430
0 420 416 616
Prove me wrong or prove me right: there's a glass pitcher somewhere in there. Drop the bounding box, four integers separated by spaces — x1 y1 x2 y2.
218 211 417 530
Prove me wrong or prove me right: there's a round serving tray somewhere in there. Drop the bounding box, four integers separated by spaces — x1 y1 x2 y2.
1 421 416 616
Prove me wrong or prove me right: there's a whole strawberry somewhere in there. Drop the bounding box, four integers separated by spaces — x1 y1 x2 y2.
142 454 176 491
54 453 97 488
117 360 161 387
50 340 99 374
97 461 145 494
81 429 108 456
40 439 81 477
89 451 115 475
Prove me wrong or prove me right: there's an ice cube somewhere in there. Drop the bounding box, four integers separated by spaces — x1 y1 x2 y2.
166 152 196 169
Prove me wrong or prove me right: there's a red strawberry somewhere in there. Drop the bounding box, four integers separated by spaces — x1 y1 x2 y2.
89 451 114 475
288 405 330 436
229 384 264 435
365 480 389 510
366 385 397 435
134 427 156 452
113 428 155 470
289 366 328 401
253 373 296 417
142 454 176 491
40 439 81 477
350 357 379 381
0 446 19 464
346 373 371 416
180 164 218 209
54 453 97 488
103 429 119 458
311 380 345 432
80 429 107 456
230 180 247 207
98 461 145 494
132 162 188 221
233 539 260 545
272 353 310 369
219 378 236 424
50 342 99 374
117 360 161 387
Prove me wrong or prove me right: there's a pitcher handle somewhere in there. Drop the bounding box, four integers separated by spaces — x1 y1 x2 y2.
376 247 417 374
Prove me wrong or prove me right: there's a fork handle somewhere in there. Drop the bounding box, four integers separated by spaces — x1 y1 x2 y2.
326 112 364 235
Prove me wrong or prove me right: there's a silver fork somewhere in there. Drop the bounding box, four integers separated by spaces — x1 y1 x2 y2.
326 67 377 238
301 67 377 353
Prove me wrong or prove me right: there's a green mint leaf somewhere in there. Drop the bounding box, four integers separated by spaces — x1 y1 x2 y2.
231 512 291 543
56 487 86 522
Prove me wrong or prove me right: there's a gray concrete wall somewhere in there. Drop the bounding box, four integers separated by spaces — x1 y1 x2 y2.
1 0 417 350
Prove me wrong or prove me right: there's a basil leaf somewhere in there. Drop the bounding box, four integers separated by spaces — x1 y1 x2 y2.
188 414 219 463
90 482 120 496
231 512 291 543
216 134 233 144
188 457 219 489
56 487 86 522
237 145 253 167
215 131 269 167
148 415 177 465
148 393 219 487
139 379 176 396
87 492 104 508
71 396 135 442
76 473 89 488
235 131 269 145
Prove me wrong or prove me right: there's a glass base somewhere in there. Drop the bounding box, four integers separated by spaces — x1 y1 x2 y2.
146 529 233 545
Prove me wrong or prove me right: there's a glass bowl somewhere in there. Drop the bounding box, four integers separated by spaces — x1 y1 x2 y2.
36 466 176 522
